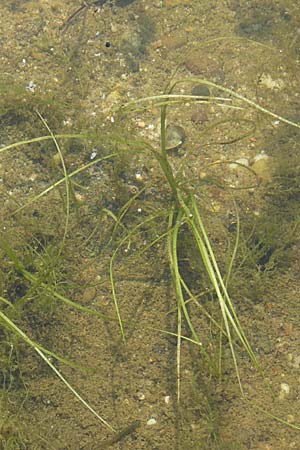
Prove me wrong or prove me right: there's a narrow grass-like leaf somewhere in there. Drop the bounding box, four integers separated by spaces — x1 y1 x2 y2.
12 153 116 216
0 134 86 154
0 309 115 432
0 241 114 321
109 211 167 340
36 112 70 254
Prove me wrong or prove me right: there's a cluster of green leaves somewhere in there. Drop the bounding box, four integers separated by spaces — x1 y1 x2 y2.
1 73 300 447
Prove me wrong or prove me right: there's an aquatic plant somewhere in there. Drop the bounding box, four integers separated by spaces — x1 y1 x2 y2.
1 75 300 447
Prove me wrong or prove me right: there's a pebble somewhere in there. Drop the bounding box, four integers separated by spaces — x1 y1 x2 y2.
279 382 290 400
287 414 295 424
253 152 269 163
147 418 157 426
191 84 210 98
229 158 250 169
190 107 208 124
136 391 145 401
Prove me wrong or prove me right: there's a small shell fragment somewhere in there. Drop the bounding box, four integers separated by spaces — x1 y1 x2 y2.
166 125 186 151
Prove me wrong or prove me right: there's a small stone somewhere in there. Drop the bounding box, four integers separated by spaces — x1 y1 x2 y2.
191 84 210 98
164 395 170 404
279 382 290 400
253 152 269 163
190 107 208 124
136 392 145 401
74 192 86 203
147 418 157 426
229 158 250 169
111 23 118 33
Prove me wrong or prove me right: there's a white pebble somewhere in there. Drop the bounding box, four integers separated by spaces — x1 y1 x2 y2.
147 418 157 426
136 392 145 401
164 395 170 404
253 152 269 162
229 158 249 169
279 382 290 399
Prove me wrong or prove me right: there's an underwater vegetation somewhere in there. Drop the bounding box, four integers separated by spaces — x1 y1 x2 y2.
1 69 300 448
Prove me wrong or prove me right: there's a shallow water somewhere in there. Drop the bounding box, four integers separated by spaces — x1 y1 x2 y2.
1 1 300 449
